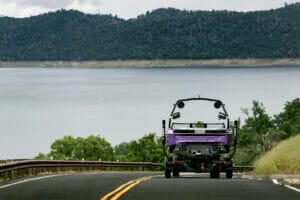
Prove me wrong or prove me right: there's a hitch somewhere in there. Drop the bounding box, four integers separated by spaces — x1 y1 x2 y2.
162 120 167 157
230 120 238 158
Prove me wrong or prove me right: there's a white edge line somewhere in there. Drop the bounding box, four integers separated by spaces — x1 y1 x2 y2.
284 184 300 193
0 174 65 189
272 179 280 185
272 179 300 193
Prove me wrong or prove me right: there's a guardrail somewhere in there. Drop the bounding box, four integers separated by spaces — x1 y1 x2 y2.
0 160 163 183
0 160 254 183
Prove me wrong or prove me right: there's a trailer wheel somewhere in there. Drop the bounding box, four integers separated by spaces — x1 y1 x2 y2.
165 169 171 178
210 168 220 178
173 169 180 177
226 169 233 179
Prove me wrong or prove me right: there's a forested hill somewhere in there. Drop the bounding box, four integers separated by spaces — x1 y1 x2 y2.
0 3 299 61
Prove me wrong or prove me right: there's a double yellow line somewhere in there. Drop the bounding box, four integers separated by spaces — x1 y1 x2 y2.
100 176 153 200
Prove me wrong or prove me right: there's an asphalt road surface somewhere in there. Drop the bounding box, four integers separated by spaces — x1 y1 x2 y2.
0 172 299 200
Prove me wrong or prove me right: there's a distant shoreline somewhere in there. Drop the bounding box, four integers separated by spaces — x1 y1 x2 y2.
1 58 300 68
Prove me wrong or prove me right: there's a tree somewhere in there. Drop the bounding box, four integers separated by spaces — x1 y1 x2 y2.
234 98 300 165
137 133 164 163
239 101 277 154
114 133 164 163
47 135 114 161
35 152 49 160
78 135 114 161
274 98 300 139
235 101 279 165
48 135 77 160
114 142 130 161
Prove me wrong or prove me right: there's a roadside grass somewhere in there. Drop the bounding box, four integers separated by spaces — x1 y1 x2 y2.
254 134 300 174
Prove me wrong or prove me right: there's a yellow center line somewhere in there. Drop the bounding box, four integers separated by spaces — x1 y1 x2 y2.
100 176 154 200
100 180 135 200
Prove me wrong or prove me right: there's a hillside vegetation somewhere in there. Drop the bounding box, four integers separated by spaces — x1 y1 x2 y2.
0 3 299 61
254 134 300 174
235 98 300 166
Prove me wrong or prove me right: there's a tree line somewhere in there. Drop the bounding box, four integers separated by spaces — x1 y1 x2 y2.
36 133 164 163
1 3 299 61
36 98 300 165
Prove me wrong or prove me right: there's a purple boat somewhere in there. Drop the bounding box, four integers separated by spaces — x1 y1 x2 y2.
162 97 238 178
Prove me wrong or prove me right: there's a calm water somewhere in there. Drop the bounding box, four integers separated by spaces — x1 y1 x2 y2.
0 66 300 159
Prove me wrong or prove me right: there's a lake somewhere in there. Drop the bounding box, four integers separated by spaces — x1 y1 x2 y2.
0 66 300 159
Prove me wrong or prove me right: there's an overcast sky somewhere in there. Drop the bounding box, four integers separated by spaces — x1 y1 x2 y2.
0 0 299 19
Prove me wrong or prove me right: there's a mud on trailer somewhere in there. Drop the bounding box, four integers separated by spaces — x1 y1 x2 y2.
162 97 238 178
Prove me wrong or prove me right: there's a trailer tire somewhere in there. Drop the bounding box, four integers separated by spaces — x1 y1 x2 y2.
210 168 220 178
226 169 233 179
165 169 171 178
173 169 180 177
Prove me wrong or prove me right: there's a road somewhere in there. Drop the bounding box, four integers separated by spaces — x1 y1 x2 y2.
0 172 299 200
